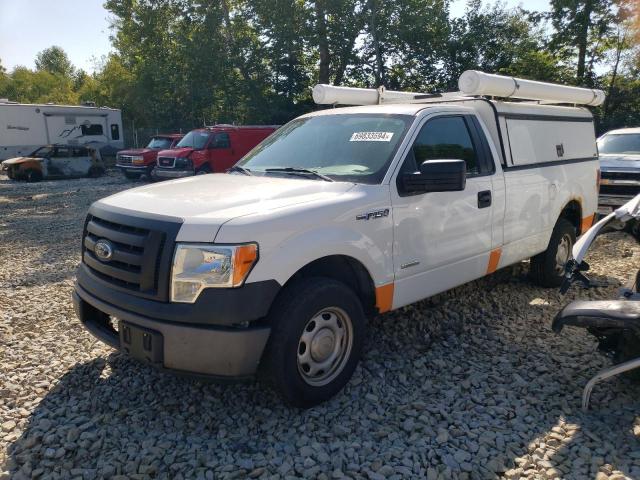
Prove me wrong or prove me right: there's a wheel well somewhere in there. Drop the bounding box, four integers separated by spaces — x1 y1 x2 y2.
285 255 377 317
559 200 582 234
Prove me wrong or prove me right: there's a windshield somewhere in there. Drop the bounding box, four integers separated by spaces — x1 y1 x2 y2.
30 146 54 158
237 114 412 184
147 137 174 149
598 133 640 155
176 131 210 150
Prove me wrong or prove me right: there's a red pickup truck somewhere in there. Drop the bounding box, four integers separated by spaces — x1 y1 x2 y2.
152 125 277 179
116 134 183 180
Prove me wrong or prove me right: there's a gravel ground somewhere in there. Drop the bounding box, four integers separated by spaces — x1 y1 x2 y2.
1 171 639 480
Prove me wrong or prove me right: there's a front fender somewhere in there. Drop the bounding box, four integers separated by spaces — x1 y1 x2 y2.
246 224 393 288
214 185 394 289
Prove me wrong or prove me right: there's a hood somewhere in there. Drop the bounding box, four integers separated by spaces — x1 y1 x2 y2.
1 157 42 165
599 153 640 172
97 173 355 240
157 147 195 158
118 148 154 156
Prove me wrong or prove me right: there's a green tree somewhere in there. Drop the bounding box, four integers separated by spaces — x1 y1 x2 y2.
34 46 75 77
548 0 617 84
2 67 78 104
443 1 562 88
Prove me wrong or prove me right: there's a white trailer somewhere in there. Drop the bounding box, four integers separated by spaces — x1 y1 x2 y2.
0 100 124 161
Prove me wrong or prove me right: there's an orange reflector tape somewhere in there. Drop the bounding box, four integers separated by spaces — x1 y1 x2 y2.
375 283 394 314
232 244 258 286
581 214 595 234
486 248 502 275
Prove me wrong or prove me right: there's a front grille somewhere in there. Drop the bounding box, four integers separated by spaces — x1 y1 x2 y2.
157 156 175 168
81 210 181 301
601 170 640 182
118 155 133 165
600 184 640 196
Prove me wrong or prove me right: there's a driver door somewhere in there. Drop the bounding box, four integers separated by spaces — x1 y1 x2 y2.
208 132 235 172
391 114 496 308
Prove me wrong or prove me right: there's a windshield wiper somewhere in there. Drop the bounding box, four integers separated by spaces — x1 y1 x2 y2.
227 165 253 176
265 167 334 182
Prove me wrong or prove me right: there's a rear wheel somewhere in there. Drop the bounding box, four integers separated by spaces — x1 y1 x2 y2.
260 277 366 408
88 166 105 178
25 169 43 182
530 217 576 287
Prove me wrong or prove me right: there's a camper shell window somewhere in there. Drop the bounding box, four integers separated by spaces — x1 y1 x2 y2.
111 124 120 140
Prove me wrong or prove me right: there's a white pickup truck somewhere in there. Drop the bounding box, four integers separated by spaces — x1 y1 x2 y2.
73 71 602 407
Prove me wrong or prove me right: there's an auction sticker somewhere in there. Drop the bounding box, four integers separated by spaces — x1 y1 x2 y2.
350 131 394 142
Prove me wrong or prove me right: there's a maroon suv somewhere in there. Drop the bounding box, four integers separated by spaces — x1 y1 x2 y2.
116 134 183 180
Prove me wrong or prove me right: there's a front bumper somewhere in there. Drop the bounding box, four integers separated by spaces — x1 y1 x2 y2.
152 168 195 179
73 273 279 379
116 164 150 172
598 194 637 215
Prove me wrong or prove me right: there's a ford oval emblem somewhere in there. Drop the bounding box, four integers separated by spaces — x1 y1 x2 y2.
94 239 114 262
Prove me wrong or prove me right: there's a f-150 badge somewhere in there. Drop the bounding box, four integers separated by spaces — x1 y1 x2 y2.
356 209 390 221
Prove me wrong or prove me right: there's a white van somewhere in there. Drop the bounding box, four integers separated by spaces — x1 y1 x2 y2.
73 71 602 407
0 100 123 161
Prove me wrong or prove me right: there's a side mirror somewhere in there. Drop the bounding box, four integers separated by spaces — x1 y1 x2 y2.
402 159 466 194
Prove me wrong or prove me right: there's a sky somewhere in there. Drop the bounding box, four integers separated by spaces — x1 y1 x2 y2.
0 0 113 73
0 0 551 74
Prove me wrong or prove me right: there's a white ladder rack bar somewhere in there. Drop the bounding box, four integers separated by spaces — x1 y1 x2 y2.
312 70 606 107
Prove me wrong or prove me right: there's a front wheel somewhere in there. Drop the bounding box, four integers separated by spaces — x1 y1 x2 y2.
260 277 366 408
530 217 576 287
88 166 105 178
26 169 43 182
196 165 211 175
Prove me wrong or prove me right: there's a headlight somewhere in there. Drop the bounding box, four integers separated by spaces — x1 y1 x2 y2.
131 155 145 165
171 243 258 303
174 157 192 169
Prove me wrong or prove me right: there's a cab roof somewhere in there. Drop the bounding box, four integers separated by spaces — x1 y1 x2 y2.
301 100 592 119
193 125 280 132
155 133 184 138
303 104 430 117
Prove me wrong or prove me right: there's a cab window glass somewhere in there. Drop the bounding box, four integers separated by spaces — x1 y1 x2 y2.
32 146 54 158
72 147 89 157
53 147 71 158
405 116 478 175
212 133 231 148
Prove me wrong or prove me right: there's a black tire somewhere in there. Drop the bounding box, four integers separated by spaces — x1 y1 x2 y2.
615 332 640 381
123 170 142 180
626 219 640 241
25 169 43 182
88 166 105 178
196 164 211 175
260 277 366 408
530 217 576 287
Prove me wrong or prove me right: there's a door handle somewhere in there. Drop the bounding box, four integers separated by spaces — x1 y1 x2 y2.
478 190 492 208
